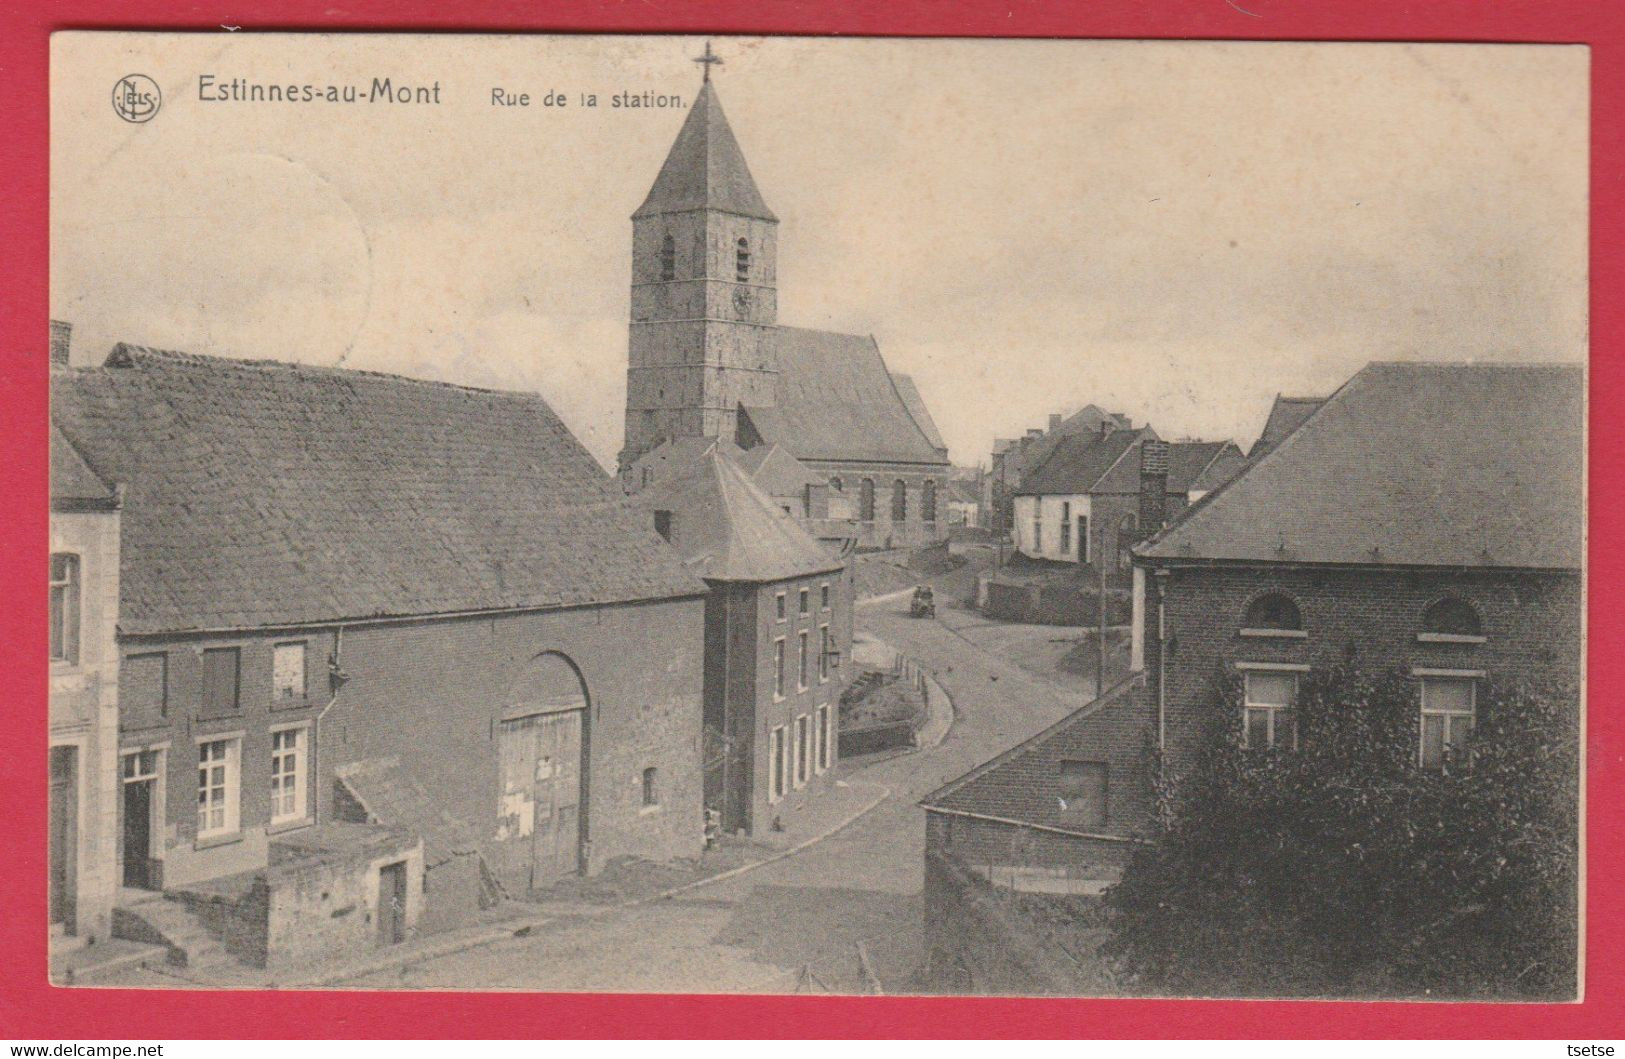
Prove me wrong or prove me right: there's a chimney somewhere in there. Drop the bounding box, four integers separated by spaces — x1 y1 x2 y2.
1048 413 1062 433
49 320 72 366
1138 439 1170 530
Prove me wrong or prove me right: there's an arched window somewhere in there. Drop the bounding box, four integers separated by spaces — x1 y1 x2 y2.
660 234 675 281
1422 597 1482 638
923 480 938 523
736 237 750 282
891 480 908 522
1243 592 1302 632
859 478 876 521
829 476 843 493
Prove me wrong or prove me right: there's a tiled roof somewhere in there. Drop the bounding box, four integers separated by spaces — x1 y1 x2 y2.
51 344 706 635
334 757 479 868
1247 395 1324 459
1013 428 1146 497
998 406 1130 481
733 442 820 499
1139 361 1584 569
50 420 116 506
633 82 776 222
1093 438 1244 495
742 327 947 466
1190 443 1248 494
638 446 844 583
890 374 948 454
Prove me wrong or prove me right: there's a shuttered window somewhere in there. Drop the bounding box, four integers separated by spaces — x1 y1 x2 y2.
125 652 169 719
201 647 240 712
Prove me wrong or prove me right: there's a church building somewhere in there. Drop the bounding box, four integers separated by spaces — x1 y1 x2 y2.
620 66 952 550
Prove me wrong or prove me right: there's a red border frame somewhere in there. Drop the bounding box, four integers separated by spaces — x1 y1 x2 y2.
3 0 1620 1039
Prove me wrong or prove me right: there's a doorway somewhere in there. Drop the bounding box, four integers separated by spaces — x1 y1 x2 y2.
377 860 407 945
49 746 77 933
498 709 584 889
121 749 161 890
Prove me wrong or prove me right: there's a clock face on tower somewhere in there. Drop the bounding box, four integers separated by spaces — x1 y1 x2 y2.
732 286 753 317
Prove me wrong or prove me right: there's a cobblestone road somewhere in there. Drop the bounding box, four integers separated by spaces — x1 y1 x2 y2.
342 595 1090 994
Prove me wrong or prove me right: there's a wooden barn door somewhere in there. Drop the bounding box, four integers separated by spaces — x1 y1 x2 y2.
497 708 584 891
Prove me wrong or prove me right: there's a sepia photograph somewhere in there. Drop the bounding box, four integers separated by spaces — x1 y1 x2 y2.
43 31 1585 1003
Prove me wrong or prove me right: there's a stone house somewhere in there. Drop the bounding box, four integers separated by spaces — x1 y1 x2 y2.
635 442 853 836
51 343 709 968
48 415 122 952
619 80 951 550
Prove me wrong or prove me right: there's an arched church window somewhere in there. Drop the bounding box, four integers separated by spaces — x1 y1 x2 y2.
923 480 938 523
892 480 908 522
736 237 750 282
860 479 876 522
660 234 676 281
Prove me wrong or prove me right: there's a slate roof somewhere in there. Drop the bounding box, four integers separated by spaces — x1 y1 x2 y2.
51 344 706 635
1138 361 1585 570
733 442 820 499
1013 428 1148 497
50 420 117 507
890 374 948 455
1247 395 1324 459
998 406 1131 482
742 327 947 466
1189 442 1248 494
638 446 844 583
633 81 776 222
334 757 479 868
1093 439 1245 495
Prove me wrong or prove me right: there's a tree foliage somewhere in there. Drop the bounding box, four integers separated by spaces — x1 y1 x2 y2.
1102 664 1579 999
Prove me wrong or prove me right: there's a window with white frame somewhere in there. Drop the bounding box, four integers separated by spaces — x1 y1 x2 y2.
798 631 809 691
799 588 809 615
1420 676 1476 769
196 737 240 838
769 726 787 802
49 553 81 664
820 704 835 770
814 704 829 773
775 592 787 622
819 624 831 682
774 638 786 699
1032 515 1042 553
821 582 830 610
794 715 810 787
270 726 307 825
272 642 307 701
1060 502 1072 554
1243 671 1298 750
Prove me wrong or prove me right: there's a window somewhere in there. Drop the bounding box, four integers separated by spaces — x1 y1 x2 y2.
123 748 160 782
923 480 938 523
1420 676 1476 769
201 647 241 712
1033 516 1043 552
819 625 831 682
814 705 829 774
642 767 659 807
1060 502 1072 553
49 554 80 664
1116 515 1135 569
736 237 750 282
860 479 875 521
820 705 835 771
774 638 786 699
820 582 830 610
799 588 810 615
653 509 673 542
660 233 675 281
270 727 307 825
272 642 307 701
798 631 809 690
830 476 843 493
196 738 240 838
1080 515 1092 565
1422 598 1483 638
802 483 813 518
769 726 787 802
125 652 169 719
1243 671 1298 749
892 480 907 522
794 715 810 787
775 591 787 622
1057 760 1108 828
1243 593 1303 632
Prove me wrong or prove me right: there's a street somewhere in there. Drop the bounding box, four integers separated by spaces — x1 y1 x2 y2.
340 591 1094 993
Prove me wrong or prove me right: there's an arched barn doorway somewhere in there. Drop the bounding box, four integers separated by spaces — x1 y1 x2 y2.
495 652 589 891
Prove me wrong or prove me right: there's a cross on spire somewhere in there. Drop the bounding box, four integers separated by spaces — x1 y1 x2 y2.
694 40 723 83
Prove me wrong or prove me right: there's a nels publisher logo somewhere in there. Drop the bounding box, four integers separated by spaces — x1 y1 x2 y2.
112 74 161 123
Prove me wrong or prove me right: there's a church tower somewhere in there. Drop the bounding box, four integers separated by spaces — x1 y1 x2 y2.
620 65 780 472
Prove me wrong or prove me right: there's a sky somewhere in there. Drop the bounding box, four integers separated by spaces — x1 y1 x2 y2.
52 35 1588 469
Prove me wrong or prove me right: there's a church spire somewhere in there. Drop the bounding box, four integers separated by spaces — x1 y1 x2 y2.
632 76 777 222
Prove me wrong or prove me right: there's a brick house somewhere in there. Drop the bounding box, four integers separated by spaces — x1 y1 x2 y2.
51 343 709 967
635 441 853 836
48 418 122 951
1012 428 1246 585
921 360 1583 991
619 80 952 550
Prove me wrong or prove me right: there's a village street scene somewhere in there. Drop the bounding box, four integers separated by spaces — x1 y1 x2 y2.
46 36 1584 999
